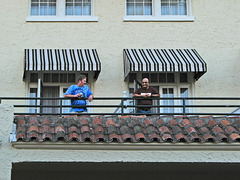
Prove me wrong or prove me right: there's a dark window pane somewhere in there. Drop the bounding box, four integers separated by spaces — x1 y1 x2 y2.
159 73 166 83
60 73 67 83
52 74 59 83
142 73 149 80
30 73 38 82
68 73 75 83
180 73 188 82
43 73 51 82
167 73 174 82
129 73 137 83
151 73 158 83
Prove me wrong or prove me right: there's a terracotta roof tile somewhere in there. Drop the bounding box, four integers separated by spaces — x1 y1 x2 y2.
208 119 218 128
171 126 183 135
186 126 198 134
168 119 179 127
42 133 53 142
162 134 173 142
17 119 26 126
122 134 135 142
28 132 39 141
216 133 229 142
16 133 26 141
95 133 106 142
143 119 154 127
79 118 89 126
225 126 238 134
29 118 39 126
135 133 147 142
55 125 65 133
106 119 117 127
159 126 172 135
148 133 161 142
188 133 201 142
202 134 216 142
69 133 80 142
109 134 122 142
198 127 210 134
13 115 240 144
229 133 240 142
175 134 188 142
220 120 231 127
182 119 193 127
194 119 206 127
93 118 103 127
81 133 92 142
41 119 51 126
212 126 225 135
94 125 105 134
81 126 91 134
155 119 166 127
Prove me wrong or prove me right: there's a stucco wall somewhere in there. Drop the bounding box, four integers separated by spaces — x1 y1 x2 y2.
0 1 240 106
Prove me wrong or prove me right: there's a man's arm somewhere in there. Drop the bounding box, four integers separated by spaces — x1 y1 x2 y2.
88 94 93 102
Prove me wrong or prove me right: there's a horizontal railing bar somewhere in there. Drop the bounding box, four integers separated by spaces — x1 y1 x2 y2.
3 97 240 100
13 105 240 108
13 113 240 116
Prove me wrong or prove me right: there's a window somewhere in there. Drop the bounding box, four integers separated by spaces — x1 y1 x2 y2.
43 73 76 83
126 0 152 15
31 0 56 16
30 73 38 82
27 0 98 21
66 0 91 16
124 0 194 21
161 0 187 15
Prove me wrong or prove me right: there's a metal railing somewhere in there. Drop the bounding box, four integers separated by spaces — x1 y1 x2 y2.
1 97 240 116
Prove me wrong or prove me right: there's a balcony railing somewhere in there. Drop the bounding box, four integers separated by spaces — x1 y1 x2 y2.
1 97 240 116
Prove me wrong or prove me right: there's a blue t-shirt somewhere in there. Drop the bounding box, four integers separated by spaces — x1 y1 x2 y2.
64 85 93 112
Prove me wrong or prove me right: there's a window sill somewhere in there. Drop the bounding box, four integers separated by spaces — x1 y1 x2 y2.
124 15 194 22
26 16 99 22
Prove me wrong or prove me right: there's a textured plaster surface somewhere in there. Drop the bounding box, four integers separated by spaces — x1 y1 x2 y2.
1 105 240 179
0 0 240 101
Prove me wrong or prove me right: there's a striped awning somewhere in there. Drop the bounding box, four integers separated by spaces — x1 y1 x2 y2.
123 49 207 80
24 49 101 79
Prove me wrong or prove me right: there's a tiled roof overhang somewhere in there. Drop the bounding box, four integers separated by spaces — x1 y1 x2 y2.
123 49 207 80
12 115 240 150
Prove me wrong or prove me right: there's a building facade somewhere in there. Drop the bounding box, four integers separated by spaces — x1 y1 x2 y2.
1 1 240 179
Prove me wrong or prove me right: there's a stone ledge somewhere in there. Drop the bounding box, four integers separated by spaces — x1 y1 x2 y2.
11 142 240 151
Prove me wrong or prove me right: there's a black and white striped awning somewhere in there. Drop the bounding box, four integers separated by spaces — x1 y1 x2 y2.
123 49 207 80
24 49 101 79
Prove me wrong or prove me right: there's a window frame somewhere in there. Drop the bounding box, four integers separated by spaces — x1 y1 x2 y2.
124 0 194 22
27 0 98 22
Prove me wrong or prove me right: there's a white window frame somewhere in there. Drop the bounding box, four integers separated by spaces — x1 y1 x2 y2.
124 0 194 22
27 0 98 22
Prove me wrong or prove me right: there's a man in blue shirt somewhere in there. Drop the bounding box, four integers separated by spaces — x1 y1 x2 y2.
64 74 93 113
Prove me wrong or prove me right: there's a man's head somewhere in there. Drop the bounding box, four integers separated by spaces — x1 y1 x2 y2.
142 78 149 89
77 74 87 87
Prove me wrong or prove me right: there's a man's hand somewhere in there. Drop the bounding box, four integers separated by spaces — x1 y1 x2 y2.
88 95 93 102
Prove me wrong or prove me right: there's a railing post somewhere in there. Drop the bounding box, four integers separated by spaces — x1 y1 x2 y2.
123 91 127 114
183 98 186 115
60 98 62 117
121 98 124 116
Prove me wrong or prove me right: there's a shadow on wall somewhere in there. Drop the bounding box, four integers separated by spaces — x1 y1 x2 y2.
12 162 239 180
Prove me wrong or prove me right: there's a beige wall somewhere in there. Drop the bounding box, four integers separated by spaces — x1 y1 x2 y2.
0 0 240 99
